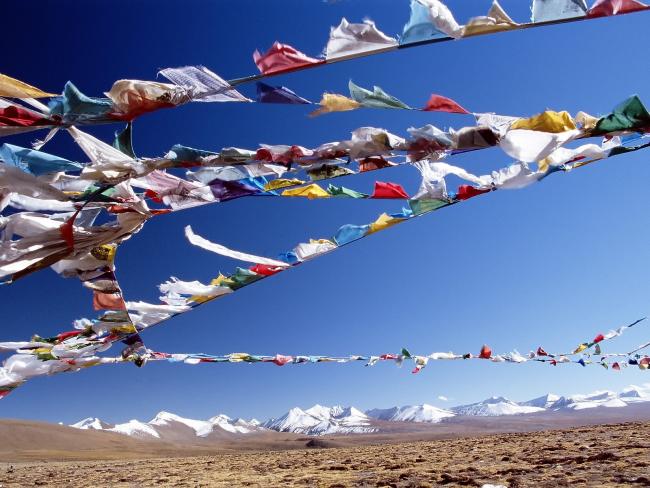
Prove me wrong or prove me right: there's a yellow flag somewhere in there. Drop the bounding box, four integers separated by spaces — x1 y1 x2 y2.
264 178 305 191
0 73 57 98
228 353 251 362
190 275 232 303
369 213 404 234
462 1 518 37
572 343 588 354
281 184 330 199
91 244 117 264
575 111 599 130
310 93 361 117
511 110 577 133
111 324 138 335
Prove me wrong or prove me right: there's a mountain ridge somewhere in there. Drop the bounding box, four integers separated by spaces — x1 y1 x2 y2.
70 383 650 438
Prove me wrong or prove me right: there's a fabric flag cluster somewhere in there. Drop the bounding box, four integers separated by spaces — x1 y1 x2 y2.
0 0 649 398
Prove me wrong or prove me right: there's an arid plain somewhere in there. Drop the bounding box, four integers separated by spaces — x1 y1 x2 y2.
1 421 649 487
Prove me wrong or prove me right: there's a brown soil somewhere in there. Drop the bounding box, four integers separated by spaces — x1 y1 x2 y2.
1 421 649 487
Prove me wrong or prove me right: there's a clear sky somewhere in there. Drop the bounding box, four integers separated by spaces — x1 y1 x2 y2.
2 0 650 424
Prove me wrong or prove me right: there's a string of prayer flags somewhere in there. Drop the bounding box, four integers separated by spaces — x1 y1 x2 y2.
1 131 649 393
1 95 647 285
2 314 647 399
1 0 650 402
117 136 644 341
0 2 645 141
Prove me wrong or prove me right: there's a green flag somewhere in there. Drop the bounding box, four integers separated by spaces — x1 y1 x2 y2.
348 80 411 110
594 95 650 135
326 184 368 199
408 198 448 216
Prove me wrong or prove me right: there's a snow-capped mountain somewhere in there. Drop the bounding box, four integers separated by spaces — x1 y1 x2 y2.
521 393 561 409
366 404 454 423
451 384 650 416
110 419 160 438
263 405 375 435
71 417 112 430
70 384 650 439
451 396 545 416
548 391 628 411
619 385 650 401
70 411 263 440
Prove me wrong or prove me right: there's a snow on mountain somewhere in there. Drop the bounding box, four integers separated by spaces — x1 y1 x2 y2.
263 405 375 435
549 391 628 411
452 397 545 417
70 411 262 439
150 411 215 437
69 384 650 440
521 394 560 409
236 418 261 427
365 406 399 421
619 384 650 402
366 404 454 423
109 420 160 438
70 417 112 430
209 414 257 434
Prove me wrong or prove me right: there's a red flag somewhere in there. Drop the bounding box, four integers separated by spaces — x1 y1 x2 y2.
371 181 409 199
59 220 75 250
478 345 492 359
588 0 649 17
612 362 621 371
57 330 83 342
592 333 605 344
250 264 283 276
423 94 470 114
536 347 548 356
59 209 81 250
0 105 53 127
253 42 324 75
92 291 126 311
380 354 398 360
272 355 293 366
255 145 306 163
456 185 491 201
359 157 394 173
145 189 163 203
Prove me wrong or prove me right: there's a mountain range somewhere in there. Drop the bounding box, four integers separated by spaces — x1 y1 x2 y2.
71 383 650 438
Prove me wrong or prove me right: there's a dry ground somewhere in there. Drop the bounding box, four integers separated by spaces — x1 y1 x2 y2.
1 421 649 487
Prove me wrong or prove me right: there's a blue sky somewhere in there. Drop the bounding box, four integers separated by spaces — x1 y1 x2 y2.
2 0 650 424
